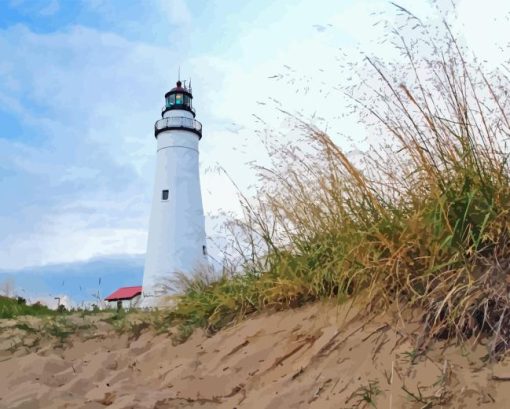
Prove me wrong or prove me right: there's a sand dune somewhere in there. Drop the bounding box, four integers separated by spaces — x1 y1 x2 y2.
1 303 509 408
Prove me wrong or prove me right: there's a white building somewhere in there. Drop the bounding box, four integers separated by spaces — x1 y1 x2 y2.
141 80 207 307
105 286 142 310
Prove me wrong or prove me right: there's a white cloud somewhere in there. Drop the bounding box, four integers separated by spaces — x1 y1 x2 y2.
452 0 510 67
158 0 192 26
1 0 510 271
0 25 172 269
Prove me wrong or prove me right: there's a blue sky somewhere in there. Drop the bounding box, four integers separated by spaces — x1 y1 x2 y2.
1 0 509 307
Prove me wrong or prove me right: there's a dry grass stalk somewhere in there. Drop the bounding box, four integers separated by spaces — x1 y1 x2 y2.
165 13 510 356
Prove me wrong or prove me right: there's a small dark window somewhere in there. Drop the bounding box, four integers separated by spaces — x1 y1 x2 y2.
202 245 207 256
162 190 169 200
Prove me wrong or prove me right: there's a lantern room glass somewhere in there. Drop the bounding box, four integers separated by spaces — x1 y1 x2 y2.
164 92 193 111
165 94 175 108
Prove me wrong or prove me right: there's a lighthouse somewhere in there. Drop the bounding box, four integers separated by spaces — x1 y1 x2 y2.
141 79 207 306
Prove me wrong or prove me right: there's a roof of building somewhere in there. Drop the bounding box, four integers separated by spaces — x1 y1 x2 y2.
105 286 142 301
165 80 193 98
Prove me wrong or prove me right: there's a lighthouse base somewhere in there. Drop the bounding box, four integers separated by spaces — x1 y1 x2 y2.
139 290 179 309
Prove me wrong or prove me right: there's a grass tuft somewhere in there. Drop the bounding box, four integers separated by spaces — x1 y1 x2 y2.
162 15 510 357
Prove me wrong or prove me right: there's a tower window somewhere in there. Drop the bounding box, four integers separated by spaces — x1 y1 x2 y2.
162 190 169 200
202 245 207 256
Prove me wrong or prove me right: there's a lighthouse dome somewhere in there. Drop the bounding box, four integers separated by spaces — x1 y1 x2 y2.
167 80 189 94
163 80 194 117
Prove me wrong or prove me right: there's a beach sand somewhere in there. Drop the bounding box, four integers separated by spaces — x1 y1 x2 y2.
1 302 509 408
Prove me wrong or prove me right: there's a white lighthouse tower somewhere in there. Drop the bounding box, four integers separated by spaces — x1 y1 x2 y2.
142 80 207 306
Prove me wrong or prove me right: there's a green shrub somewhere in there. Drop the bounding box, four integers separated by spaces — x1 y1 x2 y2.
0 296 57 319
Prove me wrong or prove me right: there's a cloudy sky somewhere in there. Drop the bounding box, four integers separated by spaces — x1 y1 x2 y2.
0 0 508 303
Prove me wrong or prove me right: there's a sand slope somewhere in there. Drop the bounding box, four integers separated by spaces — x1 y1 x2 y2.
1 303 510 408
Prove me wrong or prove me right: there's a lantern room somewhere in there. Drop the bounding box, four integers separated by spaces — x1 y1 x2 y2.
163 80 195 117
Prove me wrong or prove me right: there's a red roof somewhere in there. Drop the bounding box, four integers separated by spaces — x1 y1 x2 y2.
105 286 142 301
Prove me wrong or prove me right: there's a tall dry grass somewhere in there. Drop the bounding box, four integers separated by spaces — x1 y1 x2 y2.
168 16 510 357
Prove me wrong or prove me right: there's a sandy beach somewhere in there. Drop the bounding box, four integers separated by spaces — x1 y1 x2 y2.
1 302 509 408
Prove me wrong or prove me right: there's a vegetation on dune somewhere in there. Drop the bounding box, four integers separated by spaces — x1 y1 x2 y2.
166 13 510 357
0 295 60 319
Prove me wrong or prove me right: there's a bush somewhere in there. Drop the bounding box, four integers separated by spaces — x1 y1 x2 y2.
0 296 57 319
